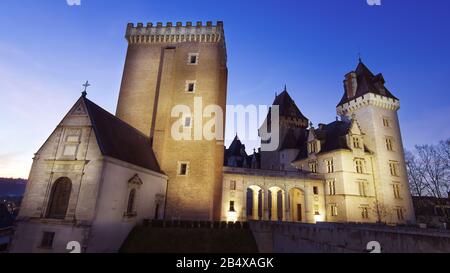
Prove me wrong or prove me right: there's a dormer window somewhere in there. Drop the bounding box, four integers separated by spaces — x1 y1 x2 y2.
308 141 317 154
353 137 361 149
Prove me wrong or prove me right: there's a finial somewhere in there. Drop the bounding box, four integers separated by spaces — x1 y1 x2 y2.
284 84 287 92
309 122 313 128
82 81 90 97
275 92 278 97
358 53 362 63
336 116 339 121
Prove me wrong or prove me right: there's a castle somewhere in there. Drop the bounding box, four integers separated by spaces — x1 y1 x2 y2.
10 21 415 253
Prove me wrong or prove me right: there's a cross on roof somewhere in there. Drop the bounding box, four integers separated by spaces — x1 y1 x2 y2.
82 81 91 97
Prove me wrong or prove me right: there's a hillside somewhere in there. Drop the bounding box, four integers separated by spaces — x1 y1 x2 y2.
0 178 27 196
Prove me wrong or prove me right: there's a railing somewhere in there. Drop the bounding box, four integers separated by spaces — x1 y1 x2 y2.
142 219 250 230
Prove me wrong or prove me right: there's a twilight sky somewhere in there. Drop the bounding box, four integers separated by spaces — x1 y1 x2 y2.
1 0 450 178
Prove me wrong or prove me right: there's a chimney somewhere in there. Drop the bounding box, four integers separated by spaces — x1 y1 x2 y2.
344 72 358 98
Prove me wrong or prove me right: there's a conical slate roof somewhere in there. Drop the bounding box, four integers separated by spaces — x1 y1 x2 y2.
338 61 398 106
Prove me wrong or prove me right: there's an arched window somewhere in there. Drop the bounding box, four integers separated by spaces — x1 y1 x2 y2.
127 189 136 215
46 177 72 219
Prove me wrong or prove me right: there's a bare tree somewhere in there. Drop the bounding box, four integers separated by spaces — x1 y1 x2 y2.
415 144 449 199
405 151 428 197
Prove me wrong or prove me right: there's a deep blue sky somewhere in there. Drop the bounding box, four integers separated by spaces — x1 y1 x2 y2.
1 0 450 177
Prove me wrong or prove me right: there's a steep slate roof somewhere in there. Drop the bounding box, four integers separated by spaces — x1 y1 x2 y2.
338 61 398 106
279 129 299 150
82 96 163 174
272 90 308 120
225 135 246 158
294 121 351 161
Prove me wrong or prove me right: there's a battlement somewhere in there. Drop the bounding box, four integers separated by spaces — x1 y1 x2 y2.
125 21 225 44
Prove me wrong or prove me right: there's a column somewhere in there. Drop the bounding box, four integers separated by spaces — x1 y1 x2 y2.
252 189 259 220
284 190 291 222
241 185 247 221
263 188 270 221
271 191 277 221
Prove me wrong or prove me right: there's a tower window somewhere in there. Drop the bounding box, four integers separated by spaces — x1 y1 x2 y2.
326 159 334 173
358 180 368 197
386 137 394 151
178 162 189 176
328 179 336 195
353 137 361 149
187 53 199 65
313 186 319 195
361 207 369 219
186 81 196 93
383 117 391 127
355 159 364 174
40 232 55 249
230 180 236 191
389 161 399 176
184 116 192 127
229 201 235 212
393 183 401 199
331 204 338 216
395 208 404 220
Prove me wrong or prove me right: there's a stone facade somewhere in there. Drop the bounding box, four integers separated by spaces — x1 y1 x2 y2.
116 22 227 221
11 97 167 253
221 61 415 225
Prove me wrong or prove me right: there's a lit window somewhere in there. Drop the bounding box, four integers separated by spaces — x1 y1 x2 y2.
386 138 394 151
393 184 401 199
328 180 336 195
230 180 236 191
188 53 199 65
178 162 189 176
326 159 334 173
361 207 369 219
353 137 361 149
331 205 338 216
40 232 55 249
389 161 399 176
355 159 364 174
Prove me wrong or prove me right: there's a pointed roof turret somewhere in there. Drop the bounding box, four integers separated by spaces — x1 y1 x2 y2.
338 60 398 106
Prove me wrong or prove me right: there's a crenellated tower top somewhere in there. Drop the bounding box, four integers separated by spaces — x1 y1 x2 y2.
125 21 225 44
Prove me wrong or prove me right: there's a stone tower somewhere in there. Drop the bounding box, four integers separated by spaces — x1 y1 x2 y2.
259 88 309 171
336 60 415 223
116 21 228 220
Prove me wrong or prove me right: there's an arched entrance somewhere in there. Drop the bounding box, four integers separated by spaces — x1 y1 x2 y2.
246 185 263 220
268 186 285 221
289 188 306 222
46 177 72 219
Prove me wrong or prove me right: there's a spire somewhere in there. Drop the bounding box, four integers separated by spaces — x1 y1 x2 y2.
82 81 90 97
